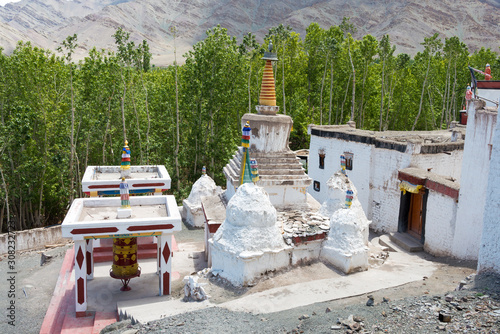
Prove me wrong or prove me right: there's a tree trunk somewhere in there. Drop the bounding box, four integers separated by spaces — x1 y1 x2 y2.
348 39 356 122
341 73 352 123
379 60 385 131
329 62 334 125
248 63 252 114
319 55 329 125
69 69 75 202
412 55 431 131
0 165 10 230
282 52 286 115
131 86 143 163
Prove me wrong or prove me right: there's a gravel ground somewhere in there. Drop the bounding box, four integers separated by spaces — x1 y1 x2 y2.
0 242 73 334
103 272 500 334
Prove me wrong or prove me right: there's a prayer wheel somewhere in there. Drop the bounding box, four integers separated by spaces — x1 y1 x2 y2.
110 237 141 291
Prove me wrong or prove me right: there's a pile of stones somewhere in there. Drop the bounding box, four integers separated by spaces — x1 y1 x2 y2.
277 210 330 245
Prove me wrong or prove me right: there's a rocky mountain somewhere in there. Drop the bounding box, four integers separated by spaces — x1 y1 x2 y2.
1 0 500 65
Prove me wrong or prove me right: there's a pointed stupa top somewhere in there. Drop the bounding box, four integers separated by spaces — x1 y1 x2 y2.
239 121 253 185
259 41 278 107
120 140 131 179
262 41 278 61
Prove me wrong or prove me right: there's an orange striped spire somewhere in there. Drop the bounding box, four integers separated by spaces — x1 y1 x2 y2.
259 60 276 106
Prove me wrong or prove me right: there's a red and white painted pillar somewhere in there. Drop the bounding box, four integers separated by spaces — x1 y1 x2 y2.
74 240 88 317
157 234 172 296
85 239 94 280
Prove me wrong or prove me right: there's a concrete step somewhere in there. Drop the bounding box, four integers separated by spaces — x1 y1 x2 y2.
118 296 212 324
259 169 306 175
377 234 399 252
260 174 311 180
389 232 424 252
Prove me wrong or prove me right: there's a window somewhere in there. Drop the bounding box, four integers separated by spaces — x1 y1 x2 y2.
344 152 353 170
319 150 325 169
313 181 320 192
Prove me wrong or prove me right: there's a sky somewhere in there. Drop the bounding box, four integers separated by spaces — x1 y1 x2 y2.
0 0 22 6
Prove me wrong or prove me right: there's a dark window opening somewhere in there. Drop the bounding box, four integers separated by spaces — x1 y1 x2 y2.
313 181 320 192
319 153 325 169
344 152 353 170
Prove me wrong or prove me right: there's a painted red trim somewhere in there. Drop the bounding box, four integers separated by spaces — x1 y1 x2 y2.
208 223 221 234
131 183 165 187
88 184 120 189
86 251 92 276
398 171 459 199
162 241 171 264
76 247 84 270
426 179 460 199
163 272 170 295
477 81 500 89
77 278 85 305
127 224 174 231
75 311 89 318
71 227 119 235
292 233 326 245
398 171 425 185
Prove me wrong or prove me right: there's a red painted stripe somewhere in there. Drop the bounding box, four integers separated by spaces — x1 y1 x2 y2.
71 227 119 235
127 224 174 231
162 240 171 264
77 278 85 305
76 246 84 270
208 223 221 234
86 251 92 276
163 271 170 295
131 183 165 187
88 184 120 189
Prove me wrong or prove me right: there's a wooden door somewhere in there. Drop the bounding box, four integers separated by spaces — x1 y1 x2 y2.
407 192 423 239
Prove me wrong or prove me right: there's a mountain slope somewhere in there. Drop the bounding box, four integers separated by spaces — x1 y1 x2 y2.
1 0 499 65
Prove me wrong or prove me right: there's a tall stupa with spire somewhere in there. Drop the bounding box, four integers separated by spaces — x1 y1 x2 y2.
223 41 312 209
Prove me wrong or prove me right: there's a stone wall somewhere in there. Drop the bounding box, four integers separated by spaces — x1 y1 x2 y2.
0 225 64 255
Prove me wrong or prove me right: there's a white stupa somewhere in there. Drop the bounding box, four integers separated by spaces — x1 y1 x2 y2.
319 172 370 274
210 183 289 286
182 168 222 228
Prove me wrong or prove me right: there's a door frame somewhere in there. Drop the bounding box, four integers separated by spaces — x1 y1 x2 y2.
398 189 428 244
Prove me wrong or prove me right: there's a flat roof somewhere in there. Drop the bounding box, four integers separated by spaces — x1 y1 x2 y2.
309 125 465 153
79 204 167 222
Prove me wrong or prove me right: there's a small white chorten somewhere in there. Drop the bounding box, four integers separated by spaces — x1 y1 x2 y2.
182 168 222 228
319 172 370 274
210 183 288 286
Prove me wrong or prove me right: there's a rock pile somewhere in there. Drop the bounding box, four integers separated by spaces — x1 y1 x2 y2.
277 210 330 245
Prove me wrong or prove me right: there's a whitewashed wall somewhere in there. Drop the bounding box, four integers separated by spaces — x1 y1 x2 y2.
453 103 497 260
308 127 466 236
424 191 458 257
412 151 463 182
308 136 372 215
477 88 500 108
478 105 500 273
369 148 410 232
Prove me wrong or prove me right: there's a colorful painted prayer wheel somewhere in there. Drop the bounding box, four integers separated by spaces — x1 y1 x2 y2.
110 237 140 291
111 237 138 277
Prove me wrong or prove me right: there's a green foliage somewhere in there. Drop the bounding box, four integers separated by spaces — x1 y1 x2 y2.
1 25 498 231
